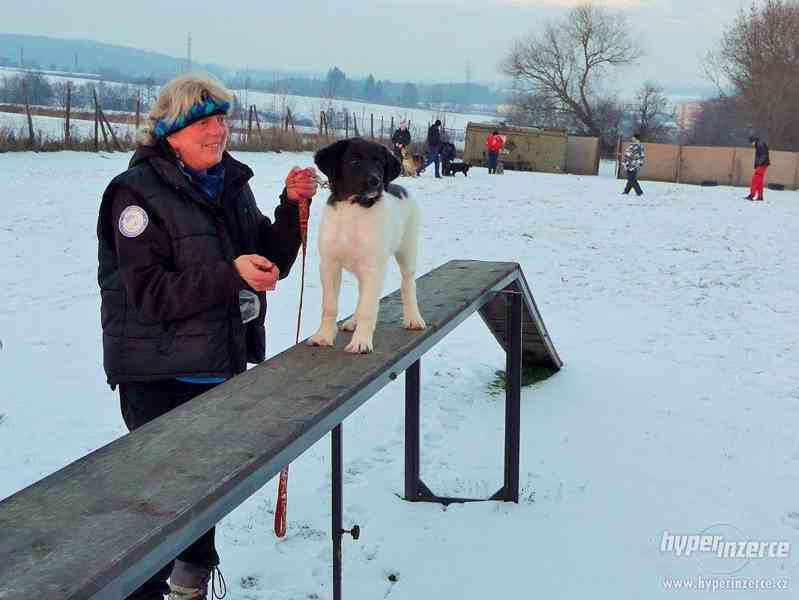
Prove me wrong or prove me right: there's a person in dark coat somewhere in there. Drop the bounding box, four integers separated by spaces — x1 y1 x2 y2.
746 135 770 201
96 73 318 600
621 132 645 196
391 119 411 160
417 119 443 178
440 141 456 176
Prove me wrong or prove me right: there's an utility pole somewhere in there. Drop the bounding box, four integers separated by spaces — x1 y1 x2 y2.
19 47 23 68
186 33 192 72
464 60 472 108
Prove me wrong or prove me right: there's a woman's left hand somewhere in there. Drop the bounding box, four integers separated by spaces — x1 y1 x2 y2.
286 166 318 203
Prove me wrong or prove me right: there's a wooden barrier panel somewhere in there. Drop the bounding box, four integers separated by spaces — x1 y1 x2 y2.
565 136 600 175
678 146 736 185
621 142 799 190
644 143 680 182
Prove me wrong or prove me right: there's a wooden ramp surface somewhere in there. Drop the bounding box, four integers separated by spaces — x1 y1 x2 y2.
0 259 561 600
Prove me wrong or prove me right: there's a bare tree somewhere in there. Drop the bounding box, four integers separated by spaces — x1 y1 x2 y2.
685 97 750 147
502 2 641 147
707 0 799 150
631 82 675 142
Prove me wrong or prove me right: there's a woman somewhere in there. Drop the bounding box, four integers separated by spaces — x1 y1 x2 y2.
485 130 504 174
97 73 317 600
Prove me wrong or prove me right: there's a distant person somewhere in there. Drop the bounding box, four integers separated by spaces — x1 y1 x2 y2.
440 141 456 176
391 120 411 160
485 130 505 174
417 119 443 178
621 132 645 196
746 135 770 201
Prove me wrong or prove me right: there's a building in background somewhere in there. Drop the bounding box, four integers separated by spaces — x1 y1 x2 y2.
677 101 706 131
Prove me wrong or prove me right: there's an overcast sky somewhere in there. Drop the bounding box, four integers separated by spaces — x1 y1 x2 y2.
3 0 748 93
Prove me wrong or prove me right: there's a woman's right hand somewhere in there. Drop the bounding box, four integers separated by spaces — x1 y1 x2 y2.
234 255 279 292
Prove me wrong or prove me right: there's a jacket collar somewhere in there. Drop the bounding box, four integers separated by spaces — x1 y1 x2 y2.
130 141 253 204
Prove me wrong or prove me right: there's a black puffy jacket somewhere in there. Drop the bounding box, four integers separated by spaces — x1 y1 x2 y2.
97 142 302 387
427 123 441 148
754 141 771 168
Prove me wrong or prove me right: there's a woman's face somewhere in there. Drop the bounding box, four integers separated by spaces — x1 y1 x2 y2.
167 114 229 170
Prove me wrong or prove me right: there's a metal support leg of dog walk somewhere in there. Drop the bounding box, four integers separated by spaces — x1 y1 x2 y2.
332 424 360 600
404 288 522 504
404 359 434 500
500 290 522 502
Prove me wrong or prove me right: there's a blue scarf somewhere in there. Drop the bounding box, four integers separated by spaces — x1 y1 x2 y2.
180 162 226 201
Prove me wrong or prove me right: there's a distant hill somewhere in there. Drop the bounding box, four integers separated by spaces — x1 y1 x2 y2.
0 33 294 82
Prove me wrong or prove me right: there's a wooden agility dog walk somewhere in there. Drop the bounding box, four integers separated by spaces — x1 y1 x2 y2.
0 259 562 600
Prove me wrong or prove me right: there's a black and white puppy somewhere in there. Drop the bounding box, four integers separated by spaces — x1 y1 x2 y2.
309 138 426 354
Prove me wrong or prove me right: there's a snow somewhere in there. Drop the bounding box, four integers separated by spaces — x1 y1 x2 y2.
1 150 798 598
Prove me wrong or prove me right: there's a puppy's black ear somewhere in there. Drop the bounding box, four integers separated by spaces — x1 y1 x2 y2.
382 144 402 187
314 139 351 180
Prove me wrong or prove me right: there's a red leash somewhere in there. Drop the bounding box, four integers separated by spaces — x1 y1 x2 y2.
274 183 312 539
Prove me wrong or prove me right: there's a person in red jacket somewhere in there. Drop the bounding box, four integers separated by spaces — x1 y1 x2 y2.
486 130 504 174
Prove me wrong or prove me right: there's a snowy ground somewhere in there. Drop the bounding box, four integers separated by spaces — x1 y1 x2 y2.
1 152 798 598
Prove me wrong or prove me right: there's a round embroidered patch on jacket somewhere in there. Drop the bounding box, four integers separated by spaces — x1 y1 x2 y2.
118 205 149 238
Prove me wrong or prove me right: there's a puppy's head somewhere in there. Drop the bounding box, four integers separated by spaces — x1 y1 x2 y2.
314 138 402 205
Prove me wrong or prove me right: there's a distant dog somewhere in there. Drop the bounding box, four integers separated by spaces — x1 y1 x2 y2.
413 153 425 172
309 138 426 354
448 161 471 176
399 146 418 177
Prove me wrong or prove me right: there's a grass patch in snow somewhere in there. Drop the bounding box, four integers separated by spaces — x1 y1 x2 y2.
488 365 558 396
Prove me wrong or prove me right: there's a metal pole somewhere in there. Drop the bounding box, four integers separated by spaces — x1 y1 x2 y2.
64 82 71 148
503 292 522 502
332 425 343 600
404 360 421 499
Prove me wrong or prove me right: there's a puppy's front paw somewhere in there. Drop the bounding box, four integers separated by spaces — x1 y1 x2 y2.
403 313 427 330
339 318 356 332
308 326 337 347
345 334 374 354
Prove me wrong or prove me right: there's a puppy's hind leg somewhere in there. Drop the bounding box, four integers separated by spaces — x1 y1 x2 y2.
308 259 342 347
345 264 386 354
395 219 426 331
